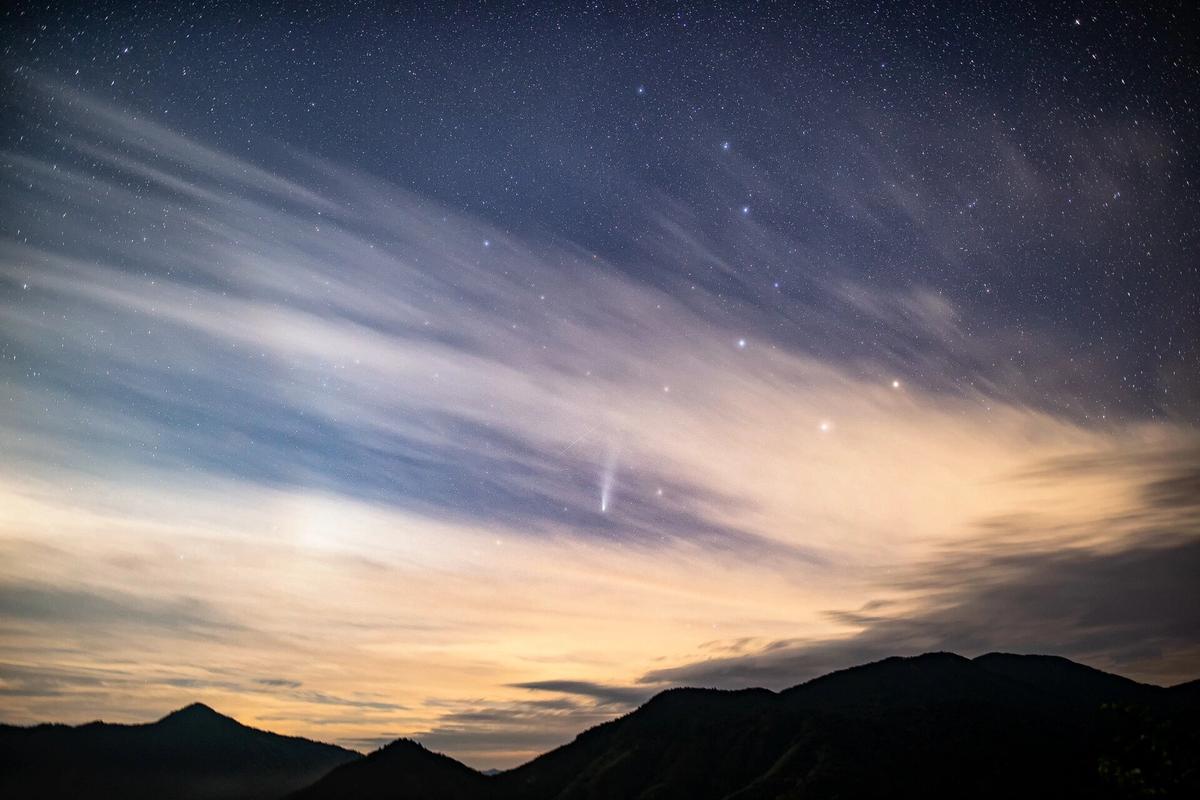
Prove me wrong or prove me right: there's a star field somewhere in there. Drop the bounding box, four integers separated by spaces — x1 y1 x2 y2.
0 0 1198 769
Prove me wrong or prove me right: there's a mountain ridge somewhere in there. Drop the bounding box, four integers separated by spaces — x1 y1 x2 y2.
4 653 1196 799
0 699 359 800
294 651 1199 799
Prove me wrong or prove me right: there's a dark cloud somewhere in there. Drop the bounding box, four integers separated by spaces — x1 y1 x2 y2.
507 679 651 707
411 695 631 767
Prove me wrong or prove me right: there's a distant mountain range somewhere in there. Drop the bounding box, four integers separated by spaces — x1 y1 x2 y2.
3 653 1197 799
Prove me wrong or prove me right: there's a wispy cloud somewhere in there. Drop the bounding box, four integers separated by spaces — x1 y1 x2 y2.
640 444 1200 689
1 76 1196 768
0 582 239 634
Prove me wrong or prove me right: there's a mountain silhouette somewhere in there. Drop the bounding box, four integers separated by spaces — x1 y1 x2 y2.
290 738 488 800
0 702 358 799
4 654 1197 799
291 652 1200 799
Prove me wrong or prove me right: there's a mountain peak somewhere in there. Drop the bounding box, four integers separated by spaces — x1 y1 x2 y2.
157 702 238 727
4 701 359 799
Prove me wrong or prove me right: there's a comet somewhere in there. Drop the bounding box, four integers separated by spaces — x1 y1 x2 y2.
599 445 619 513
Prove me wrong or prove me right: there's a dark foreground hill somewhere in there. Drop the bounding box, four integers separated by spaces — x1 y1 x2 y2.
293 652 1200 800
0 701 358 800
291 737 489 800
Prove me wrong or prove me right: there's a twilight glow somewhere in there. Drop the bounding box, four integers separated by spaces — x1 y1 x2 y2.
1 4 1197 770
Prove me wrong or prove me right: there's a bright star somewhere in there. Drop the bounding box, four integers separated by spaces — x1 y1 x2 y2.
892 379 901 389
737 338 747 349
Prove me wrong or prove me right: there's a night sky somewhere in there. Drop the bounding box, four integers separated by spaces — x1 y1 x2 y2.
1 1 1198 768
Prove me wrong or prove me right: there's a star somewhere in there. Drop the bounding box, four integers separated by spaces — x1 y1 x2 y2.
818 420 833 433
891 379 901 389
721 141 730 151
737 338 747 349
